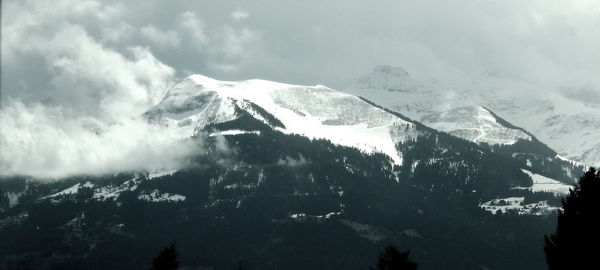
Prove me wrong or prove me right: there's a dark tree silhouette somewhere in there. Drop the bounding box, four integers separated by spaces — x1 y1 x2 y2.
235 261 247 270
150 243 179 270
544 167 600 269
371 245 418 270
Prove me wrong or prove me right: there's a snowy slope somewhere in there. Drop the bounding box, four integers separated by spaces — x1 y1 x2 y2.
346 66 600 166
469 88 600 166
146 75 421 164
422 106 531 145
519 169 572 196
346 66 532 146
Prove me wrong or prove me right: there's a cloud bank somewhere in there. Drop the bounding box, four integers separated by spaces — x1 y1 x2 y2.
0 101 199 179
0 0 195 179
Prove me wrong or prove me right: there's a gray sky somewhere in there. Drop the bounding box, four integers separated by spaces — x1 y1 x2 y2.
2 0 600 178
5 0 600 91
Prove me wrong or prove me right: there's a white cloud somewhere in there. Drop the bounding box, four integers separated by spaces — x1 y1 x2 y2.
221 26 257 59
1 0 125 62
101 21 136 44
206 26 260 73
177 11 208 48
276 155 308 167
0 0 197 179
43 26 175 119
141 25 182 48
0 101 199 179
5 0 599 91
231 9 250 21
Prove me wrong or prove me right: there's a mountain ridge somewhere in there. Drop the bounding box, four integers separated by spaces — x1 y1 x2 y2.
0 73 586 270
347 65 600 166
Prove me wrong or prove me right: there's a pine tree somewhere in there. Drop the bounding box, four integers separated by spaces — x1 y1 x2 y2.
235 261 247 270
150 243 179 270
371 245 418 270
544 167 600 269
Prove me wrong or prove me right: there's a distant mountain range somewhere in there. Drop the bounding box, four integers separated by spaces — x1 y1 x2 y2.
346 65 600 166
0 73 589 270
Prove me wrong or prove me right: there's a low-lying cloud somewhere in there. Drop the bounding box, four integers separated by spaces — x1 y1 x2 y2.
0 101 199 179
0 0 198 179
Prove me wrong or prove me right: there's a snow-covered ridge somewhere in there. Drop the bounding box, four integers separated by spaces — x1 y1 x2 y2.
346 66 533 146
147 74 423 164
45 177 138 202
46 182 94 198
42 172 187 204
354 65 422 92
348 65 600 165
423 106 532 145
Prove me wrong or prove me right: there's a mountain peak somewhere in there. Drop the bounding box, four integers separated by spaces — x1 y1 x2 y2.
146 74 419 165
353 65 421 92
187 74 221 87
372 65 411 77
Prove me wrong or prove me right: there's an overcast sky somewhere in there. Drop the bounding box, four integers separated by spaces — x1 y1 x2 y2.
2 0 600 178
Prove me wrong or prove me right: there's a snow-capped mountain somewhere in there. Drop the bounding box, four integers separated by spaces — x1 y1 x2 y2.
471 88 600 167
0 74 585 270
147 73 582 180
146 74 420 165
346 65 600 166
421 105 532 145
347 66 532 146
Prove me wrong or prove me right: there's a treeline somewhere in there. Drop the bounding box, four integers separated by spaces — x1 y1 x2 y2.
150 244 418 270
150 167 599 270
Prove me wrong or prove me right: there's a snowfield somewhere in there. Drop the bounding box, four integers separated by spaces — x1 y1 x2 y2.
424 106 532 145
520 169 572 196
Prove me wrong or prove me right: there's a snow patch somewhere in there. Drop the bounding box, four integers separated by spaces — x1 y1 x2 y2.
555 154 584 167
138 189 186 202
147 169 178 179
520 169 572 196
425 106 531 145
209 130 261 137
91 176 141 201
289 211 341 221
47 182 95 198
5 191 26 208
479 197 559 215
